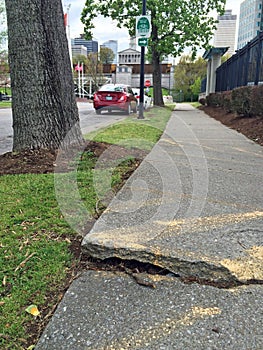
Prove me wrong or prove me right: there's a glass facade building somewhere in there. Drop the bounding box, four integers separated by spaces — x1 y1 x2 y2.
72 35 98 54
237 0 263 50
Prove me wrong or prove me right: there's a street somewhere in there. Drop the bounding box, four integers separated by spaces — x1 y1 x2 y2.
0 102 129 155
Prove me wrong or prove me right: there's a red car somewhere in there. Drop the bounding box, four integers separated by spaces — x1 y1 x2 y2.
93 84 138 115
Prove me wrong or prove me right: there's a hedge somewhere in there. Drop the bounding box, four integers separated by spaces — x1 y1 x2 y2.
203 85 263 117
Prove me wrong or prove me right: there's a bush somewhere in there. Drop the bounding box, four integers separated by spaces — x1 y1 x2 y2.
199 98 206 105
250 85 263 117
231 86 252 117
206 93 220 107
207 85 263 118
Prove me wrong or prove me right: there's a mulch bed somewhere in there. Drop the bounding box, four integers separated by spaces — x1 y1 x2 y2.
199 105 263 146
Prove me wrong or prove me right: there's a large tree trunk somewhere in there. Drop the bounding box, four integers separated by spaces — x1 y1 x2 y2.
152 47 164 107
5 0 84 151
151 15 164 107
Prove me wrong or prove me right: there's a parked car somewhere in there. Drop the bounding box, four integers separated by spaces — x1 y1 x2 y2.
132 88 152 110
93 84 138 115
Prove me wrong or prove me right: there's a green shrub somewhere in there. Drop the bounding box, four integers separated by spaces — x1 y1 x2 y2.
221 91 232 113
206 93 220 106
250 85 263 117
231 86 252 117
207 85 263 118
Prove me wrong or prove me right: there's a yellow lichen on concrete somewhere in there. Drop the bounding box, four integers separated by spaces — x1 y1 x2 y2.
94 306 221 349
221 245 263 280
156 211 263 235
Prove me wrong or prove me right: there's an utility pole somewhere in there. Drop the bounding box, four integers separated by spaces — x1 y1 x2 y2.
65 4 72 68
138 0 146 119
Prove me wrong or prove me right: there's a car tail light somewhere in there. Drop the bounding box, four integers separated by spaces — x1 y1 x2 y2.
119 94 127 102
93 93 99 101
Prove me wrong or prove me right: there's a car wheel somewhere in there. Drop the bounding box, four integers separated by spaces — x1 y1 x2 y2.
125 103 131 115
133 103 138 114
96 109 101 115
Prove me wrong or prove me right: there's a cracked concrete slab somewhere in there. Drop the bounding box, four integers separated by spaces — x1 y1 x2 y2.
35 270 263 350
82 104 263 284
36 104 263 350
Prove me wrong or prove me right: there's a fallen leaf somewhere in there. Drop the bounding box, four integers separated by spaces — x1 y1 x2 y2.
27 345 35 350
2 276 6 286
25 304 40 316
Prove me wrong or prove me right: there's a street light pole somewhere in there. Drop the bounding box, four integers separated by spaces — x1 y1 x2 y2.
138 0 146 119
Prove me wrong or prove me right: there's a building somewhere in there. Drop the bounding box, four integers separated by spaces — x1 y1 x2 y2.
101 40 118 64
71 45 87 57
213 9 237 56
129 37 137 51
118 48 141 65
72 35 98 54
237 0 263 50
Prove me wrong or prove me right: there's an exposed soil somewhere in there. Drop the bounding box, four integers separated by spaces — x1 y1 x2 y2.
0 140 148 176
199 105 263 146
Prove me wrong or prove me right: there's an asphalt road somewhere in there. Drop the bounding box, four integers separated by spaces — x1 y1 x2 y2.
0 102 128 155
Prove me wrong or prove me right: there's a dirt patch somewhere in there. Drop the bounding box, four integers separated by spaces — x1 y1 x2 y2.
0 140 146 176
199 105 263 146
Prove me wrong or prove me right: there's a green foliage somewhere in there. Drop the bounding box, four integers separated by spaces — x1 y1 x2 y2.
100 46 115 64
81 0 225 105
0 0 7 49
206 86 263 118
174 55 207 101
81 0 226 58
190 77 202 96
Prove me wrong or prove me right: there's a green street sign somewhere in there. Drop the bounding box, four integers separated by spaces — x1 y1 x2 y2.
136 16 151 38
138 37 148 47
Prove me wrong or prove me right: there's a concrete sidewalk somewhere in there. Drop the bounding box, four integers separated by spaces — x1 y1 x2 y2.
36 104 263 350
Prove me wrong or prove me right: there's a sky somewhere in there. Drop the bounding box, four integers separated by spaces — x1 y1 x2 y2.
64 0 243 53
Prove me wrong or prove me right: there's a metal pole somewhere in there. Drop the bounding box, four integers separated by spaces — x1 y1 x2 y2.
138 0 146 119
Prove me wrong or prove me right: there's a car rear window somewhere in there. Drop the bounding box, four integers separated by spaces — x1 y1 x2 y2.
99 85 125 92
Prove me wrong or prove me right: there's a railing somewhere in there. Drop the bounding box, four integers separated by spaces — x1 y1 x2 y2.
215 31 263 92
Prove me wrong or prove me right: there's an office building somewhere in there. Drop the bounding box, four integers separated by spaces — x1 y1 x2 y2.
213 9 237 56
237 0 263 50
71 45 87 57
101 40 118 63
72 35 98 54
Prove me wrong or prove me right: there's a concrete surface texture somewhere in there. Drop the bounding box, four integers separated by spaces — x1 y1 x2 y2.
36 104 263 349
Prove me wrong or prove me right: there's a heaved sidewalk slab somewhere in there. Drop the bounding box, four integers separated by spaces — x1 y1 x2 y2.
35 270 263 349
82 104 263 284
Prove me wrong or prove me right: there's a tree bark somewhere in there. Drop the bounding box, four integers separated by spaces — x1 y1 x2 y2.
5 0 84 151
151 14 164 107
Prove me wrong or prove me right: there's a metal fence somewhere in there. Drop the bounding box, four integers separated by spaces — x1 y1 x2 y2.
215 31 263 92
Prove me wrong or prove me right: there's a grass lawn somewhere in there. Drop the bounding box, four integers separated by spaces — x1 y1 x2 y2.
0 105 174 349
0 100 12 108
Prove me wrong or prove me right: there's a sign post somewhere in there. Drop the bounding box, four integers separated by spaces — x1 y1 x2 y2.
138 37 148 47
137 2 151 119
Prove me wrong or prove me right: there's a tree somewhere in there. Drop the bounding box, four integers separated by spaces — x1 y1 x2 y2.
5 0 83 151
85 52 104 90
81 0 226 106
100 46 115 64
0 0 7 49
0 50 9 92
174 55 207 101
